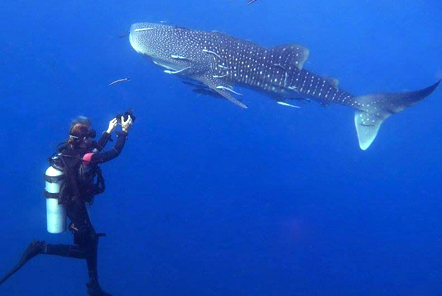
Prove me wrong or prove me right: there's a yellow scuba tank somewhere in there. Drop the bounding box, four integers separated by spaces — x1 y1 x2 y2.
44 165 67 234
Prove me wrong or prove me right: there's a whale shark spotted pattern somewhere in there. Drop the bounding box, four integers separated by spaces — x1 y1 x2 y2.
129 22 440 150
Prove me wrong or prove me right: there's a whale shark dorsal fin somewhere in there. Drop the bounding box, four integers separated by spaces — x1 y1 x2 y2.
270 45 309 70
324 77 340 89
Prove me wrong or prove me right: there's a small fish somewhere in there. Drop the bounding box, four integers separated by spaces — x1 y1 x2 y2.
277 101 300 108
109 78 131 86
118 32 130 39
246 0 261 5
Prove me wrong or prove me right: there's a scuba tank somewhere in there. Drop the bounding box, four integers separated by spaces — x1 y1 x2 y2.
44 162 67 234
43 142 106 233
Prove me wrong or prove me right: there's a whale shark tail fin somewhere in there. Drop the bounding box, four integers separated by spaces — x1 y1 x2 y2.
354 80 440 150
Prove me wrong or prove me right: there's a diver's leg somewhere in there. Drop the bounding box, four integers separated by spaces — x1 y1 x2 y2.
0 234 93 286
85 234 113 295
44 243 87 259
35 198 93 260
0 200 92 286
68 200 113 296
0 239 91 286
84 234 112 296
86 234 98 284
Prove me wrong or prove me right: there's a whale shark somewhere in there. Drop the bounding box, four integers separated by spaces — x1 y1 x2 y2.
129 22 439 150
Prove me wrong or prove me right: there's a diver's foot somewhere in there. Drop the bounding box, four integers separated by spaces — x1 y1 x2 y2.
18 240 45 266
86 282 113 296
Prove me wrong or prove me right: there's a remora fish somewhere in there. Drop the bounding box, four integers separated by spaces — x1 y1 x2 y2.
129 22 440 150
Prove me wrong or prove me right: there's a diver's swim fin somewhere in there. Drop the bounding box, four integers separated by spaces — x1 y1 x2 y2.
0 240 45 286
0 262 25 286
86 282 114 296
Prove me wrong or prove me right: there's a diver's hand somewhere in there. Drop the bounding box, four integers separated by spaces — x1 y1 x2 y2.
106 118 118 134
121 115 133 133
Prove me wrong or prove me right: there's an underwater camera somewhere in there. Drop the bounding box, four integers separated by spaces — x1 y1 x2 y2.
116 109 136 124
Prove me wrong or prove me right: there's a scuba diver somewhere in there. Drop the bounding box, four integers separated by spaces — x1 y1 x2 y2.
0 111 134 296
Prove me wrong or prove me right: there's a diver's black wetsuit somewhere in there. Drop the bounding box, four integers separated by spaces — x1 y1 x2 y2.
0 126 129 296
41 131 127 295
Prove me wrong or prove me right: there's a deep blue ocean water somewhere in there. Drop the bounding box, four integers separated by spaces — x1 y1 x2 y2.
0 0 441 295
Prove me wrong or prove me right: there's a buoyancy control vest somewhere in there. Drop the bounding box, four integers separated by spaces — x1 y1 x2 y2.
77 152 106 203
44 144 106 233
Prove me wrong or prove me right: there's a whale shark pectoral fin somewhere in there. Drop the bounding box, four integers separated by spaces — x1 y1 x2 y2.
270 45 309 70
213 86 248 109
182 81 224 98
196 75 248 109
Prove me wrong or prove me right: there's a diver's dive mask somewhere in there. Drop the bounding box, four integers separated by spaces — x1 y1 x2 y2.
85 128 96 139
69 128 96 143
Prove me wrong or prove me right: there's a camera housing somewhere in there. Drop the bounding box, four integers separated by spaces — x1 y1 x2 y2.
116 109 136 124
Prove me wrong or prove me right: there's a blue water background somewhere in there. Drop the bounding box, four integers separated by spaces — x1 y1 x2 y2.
0 0 441 295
